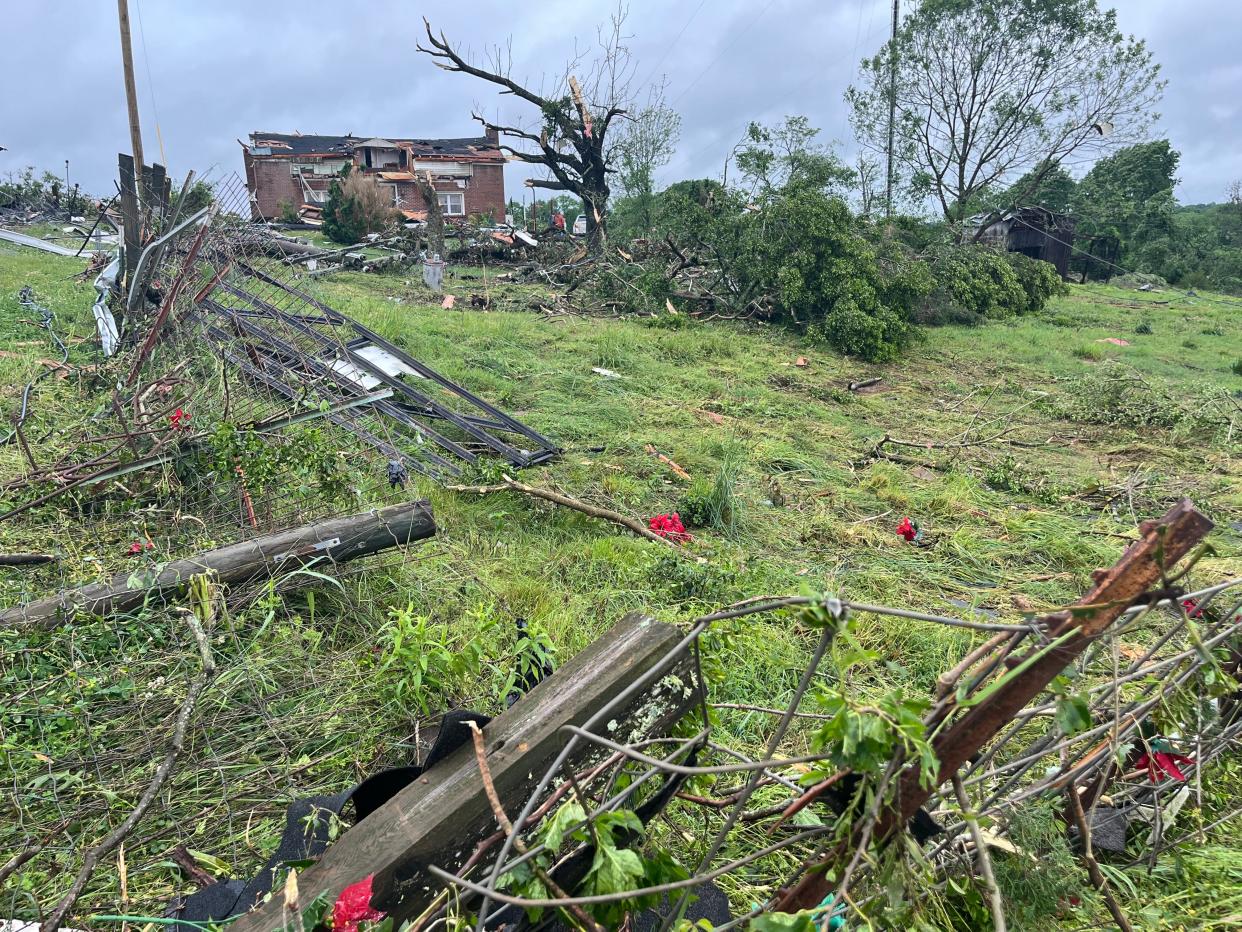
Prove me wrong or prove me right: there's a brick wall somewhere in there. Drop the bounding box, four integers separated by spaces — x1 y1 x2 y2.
247 157 303 221
465 163 505 221
245 151 504 222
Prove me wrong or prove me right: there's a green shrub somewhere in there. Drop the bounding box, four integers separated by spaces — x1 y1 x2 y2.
1072 344 1105 361
647 551 737 603
323 168 396 244
1006 251 1069 311
928 246 1065 320
740 192 932 360
1135 320 1154 334
1232 358 1242 376
654 185 932 361
679 454 743 536
932 245 1027 319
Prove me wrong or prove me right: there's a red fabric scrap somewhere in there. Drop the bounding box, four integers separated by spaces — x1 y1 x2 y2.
648 512 692 543
332 874 386 932
896 517 917 542
1135 749 1196 783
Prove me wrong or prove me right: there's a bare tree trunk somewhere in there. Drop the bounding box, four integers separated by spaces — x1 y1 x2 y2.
417 15 631 258
414 171 445 258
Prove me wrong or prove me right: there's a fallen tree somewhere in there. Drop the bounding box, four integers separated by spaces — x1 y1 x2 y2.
2 500 436 628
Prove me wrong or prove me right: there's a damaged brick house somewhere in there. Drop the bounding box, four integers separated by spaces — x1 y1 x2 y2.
241 129 505 223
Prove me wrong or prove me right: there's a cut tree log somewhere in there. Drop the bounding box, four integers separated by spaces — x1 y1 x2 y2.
0 553 57 566
226 612 700 932
2 500 435 629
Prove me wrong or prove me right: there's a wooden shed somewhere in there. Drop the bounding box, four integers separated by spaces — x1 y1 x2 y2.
971 207 1076 279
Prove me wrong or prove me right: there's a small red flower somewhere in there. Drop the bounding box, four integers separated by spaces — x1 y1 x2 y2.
648 512 692 543
896 517 917 542
127 539 154 555
332 875 386 932
1181 598 1203 618
169 408 191 431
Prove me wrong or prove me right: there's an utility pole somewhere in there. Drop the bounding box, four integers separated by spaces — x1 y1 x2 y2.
117 0 145 202
885 0 899 219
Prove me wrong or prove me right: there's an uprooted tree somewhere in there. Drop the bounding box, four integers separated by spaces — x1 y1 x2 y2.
849 0 1164 228
417 7 641 253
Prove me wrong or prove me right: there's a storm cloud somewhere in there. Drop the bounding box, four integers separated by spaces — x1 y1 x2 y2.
1 0 1237 205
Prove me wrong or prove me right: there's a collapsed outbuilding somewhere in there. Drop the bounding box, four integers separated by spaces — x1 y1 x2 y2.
970 206 1077 279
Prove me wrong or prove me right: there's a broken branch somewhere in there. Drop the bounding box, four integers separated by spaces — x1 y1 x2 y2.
0 552 56 566
463 720 604 932
447 475 697 557
953 773 1006 932
1066 780 1134 932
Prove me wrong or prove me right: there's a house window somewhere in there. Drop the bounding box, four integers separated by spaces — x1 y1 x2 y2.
438 192 465 216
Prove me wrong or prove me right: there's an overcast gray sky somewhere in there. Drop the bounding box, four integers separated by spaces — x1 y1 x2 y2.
2 0 1238 205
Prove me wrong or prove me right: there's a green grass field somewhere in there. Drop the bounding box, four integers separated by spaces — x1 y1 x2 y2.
1 238 1240 929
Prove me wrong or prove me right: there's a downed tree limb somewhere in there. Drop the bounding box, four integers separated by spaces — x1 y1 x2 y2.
847 377 883 392
3 500 435 628
953 773 1006 932
1066 780 1134 932
40 578 218 932
464 720 604 932
447 475 697 557
0 819 71 888
775 499 1214 912
0 552 56 566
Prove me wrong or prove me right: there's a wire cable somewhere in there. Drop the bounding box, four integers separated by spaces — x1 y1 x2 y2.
133 0 168 168
2 288 70 446
1005 213 1242 310
637 0 709 91
670 0 781 106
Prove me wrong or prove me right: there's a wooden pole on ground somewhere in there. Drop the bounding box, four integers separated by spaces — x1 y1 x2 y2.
1 500 436 629
225 612 701 932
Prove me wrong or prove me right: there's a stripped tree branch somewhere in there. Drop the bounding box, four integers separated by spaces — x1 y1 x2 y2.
953 773 1006 932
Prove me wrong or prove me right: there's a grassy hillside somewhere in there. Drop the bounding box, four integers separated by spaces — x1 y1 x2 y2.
1 240 1240 928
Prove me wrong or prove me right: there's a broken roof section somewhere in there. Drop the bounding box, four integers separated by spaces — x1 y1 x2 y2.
247 132 504 162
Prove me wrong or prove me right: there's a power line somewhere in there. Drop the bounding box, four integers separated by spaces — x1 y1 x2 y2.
133 0 167 168
637 0 709 91
838 0 872 140
670 0 781 106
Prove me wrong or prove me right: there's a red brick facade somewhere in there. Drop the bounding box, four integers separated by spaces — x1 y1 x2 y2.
242 130 506 223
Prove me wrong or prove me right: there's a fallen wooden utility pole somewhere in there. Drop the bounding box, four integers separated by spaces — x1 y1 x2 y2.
226 612 700 932
2 500 435 629
775 498 1214 912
